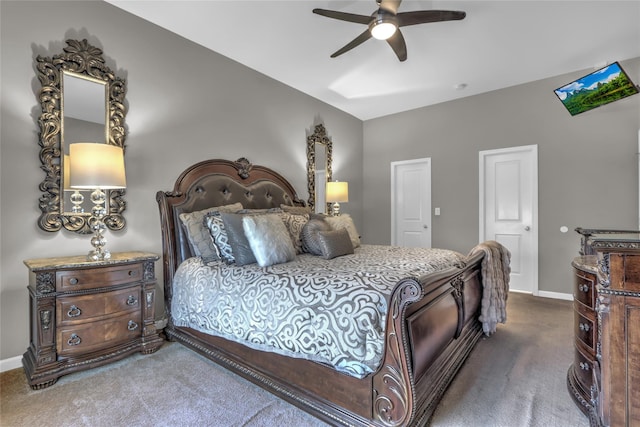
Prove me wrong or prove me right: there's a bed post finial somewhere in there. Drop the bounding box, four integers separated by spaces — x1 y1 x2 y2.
235 157 252 179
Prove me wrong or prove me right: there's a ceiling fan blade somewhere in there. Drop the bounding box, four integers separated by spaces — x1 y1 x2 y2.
386 29 407 62
397 10 466 27
330 29 372 58
378 0 402 14
312 8 372 25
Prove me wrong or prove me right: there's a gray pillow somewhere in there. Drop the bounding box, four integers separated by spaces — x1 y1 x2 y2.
324 213 361 249
279 212 309 254
220 212 256 266
242 214 296 267
179 202 243 262
204 212 234 264
317 228 354 260
301 218 332 255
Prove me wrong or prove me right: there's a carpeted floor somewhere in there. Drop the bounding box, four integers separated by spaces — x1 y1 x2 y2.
1 293 589 427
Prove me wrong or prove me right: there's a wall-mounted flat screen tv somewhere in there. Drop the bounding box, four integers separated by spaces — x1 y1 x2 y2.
554 62 639 116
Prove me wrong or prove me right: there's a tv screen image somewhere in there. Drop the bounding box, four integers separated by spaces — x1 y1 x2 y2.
554 62 639 116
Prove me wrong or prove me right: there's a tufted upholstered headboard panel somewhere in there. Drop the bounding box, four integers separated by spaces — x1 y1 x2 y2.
156 158 305 303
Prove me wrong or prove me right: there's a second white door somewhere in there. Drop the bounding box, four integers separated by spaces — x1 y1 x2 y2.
391 158 432 248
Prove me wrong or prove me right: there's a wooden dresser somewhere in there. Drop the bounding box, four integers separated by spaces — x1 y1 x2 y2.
22 251 164 389
568 229 640 426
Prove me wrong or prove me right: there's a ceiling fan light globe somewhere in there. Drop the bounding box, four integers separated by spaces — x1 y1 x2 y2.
371 21 397 40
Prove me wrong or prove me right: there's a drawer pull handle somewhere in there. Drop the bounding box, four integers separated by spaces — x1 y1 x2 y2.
128 270 138 277
579 362 590 371
127 320 138 331
67 334 82 346
69 277 79 285
126 295 138 306
579 284 589 293
580 323 591 332
67 305 82 318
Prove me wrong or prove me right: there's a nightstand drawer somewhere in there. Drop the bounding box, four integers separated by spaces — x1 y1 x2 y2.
57 312 142 356
57 263 143 292
57 286 141 326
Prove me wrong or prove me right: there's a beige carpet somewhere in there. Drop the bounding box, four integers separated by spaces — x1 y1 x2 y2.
1 293 589 427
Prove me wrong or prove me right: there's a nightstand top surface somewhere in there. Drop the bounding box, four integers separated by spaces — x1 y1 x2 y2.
24 251 159 271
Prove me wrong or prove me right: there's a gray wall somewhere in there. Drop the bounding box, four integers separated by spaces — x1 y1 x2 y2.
362 58 640 295
0 1 363 361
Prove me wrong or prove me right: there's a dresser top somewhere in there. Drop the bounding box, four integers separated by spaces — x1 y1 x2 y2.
572 255 598 273
24 251 159 271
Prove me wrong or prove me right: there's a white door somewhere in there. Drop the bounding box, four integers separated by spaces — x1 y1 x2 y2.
479 145 538 294
391 158 432 248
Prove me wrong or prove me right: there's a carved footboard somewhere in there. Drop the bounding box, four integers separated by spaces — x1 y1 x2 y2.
372 253 484 426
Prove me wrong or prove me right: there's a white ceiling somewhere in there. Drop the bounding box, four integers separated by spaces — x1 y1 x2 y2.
106 0 640 120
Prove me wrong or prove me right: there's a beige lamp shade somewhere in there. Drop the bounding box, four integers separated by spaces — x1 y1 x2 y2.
69 142 126 189
326 181 349 203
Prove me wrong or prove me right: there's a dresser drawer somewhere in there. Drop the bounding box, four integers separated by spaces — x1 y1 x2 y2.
574 269 595 309
57 312 142 356
575 310 596 351
57 286 141 326
574 343 597 393
57 263 143 292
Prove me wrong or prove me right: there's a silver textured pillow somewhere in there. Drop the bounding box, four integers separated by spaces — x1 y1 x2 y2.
317 229 354 260
301 218 332 255
179 202 243 262
242 214 296 267
324 213 361 248
220 212 256 266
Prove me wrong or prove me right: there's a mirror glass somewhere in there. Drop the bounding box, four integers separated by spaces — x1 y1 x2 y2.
36 39 127 234
306 124 332 212
61 72 108 215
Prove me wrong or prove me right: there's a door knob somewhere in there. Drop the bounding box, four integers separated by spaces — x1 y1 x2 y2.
423 225 428 229
524 226 531 231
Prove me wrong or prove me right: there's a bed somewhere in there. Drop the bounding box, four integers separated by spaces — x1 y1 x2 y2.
156 157 509 426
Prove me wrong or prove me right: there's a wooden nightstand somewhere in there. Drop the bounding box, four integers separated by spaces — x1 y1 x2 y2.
22 251 164 389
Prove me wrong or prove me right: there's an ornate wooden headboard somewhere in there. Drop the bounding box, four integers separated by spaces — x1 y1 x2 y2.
156 157 305 296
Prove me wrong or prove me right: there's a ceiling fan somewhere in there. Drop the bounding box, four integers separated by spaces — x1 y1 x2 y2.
312 0 466 62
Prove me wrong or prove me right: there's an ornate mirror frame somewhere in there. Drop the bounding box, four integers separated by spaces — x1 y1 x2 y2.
306 123 333 212
36 39 127 234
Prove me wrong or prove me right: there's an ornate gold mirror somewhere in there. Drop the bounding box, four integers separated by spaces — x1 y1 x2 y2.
306 124 333 213
36 39 127 233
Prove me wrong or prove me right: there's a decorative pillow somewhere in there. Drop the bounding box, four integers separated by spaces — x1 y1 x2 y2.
204 212 235 264
219 212 257 266
316 228 354 260
279 212 309 254
242 214 296 267
301 218 332 255
280 204 312 215
235 207 282 214
324 214 361 249
179 202 243 262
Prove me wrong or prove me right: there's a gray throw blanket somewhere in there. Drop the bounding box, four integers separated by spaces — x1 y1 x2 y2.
469 241 511 336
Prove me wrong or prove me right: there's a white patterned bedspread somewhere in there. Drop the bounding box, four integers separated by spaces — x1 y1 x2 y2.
171 244 466 378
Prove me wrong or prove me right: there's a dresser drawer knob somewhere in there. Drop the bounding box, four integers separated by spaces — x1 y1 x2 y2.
126 295 138 306
580 323 591 332
128 270 137 277
579 284 589 292
67 305 82 318
127 320 138 331
67 334 82 346
69 277 79 285
579 362 590 371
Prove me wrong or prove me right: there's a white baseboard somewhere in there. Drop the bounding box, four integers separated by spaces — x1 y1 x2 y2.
1 355 22 373
535 290 573 301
